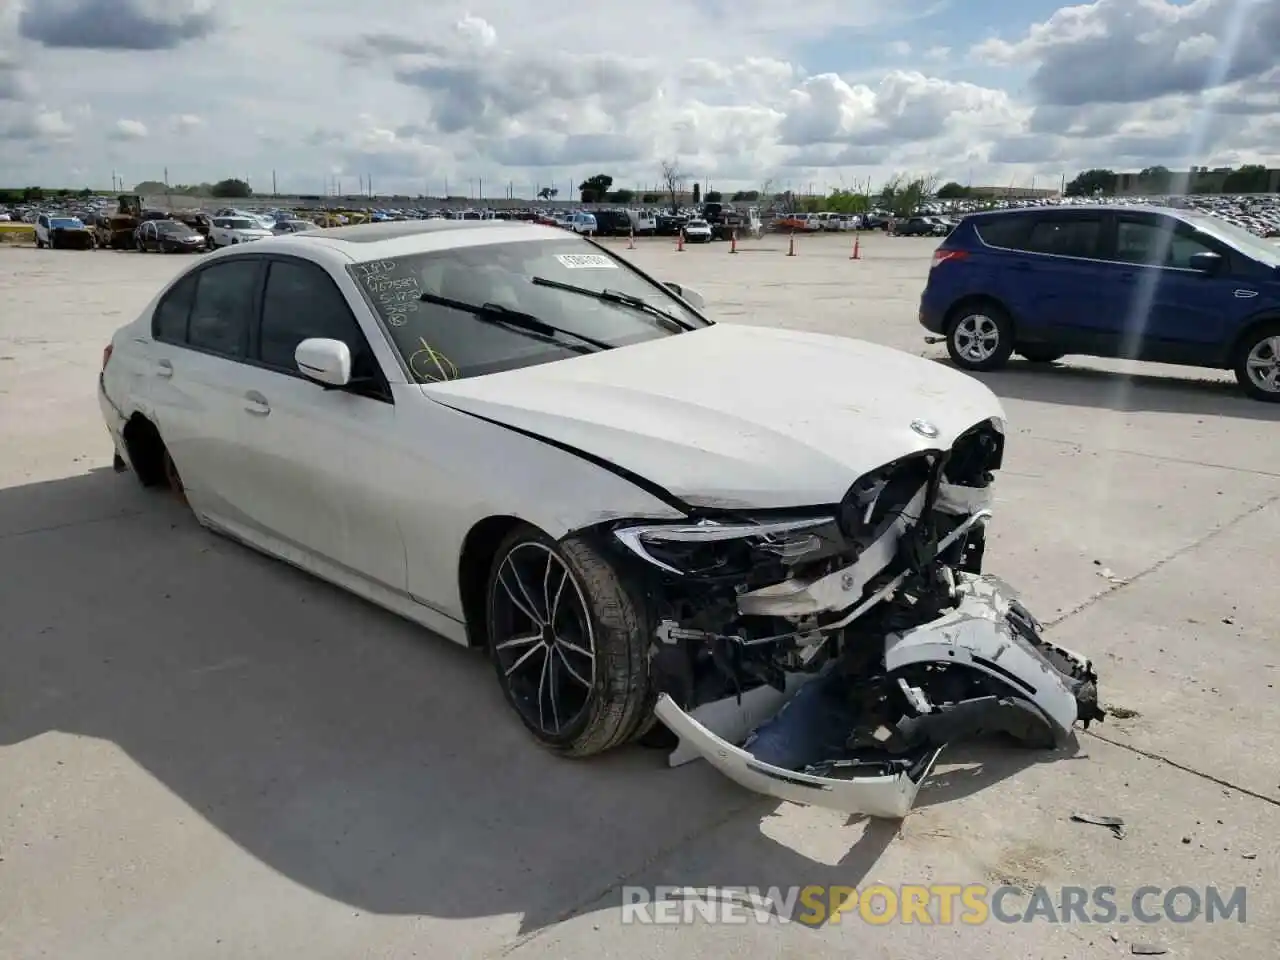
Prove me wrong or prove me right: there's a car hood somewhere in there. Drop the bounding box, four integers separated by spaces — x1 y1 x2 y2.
422 324 1005 509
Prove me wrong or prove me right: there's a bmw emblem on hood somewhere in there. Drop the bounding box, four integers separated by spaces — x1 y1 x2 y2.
910 418 940 439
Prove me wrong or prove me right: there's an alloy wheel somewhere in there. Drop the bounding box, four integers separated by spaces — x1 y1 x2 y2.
953 314 1001 363
489 541 597 737
1245 335 1280 394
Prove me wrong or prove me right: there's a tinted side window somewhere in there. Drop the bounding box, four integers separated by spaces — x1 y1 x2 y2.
1023 218 1101 258
258 260 372 374
153 272 198 343
188 260 259 358
1115 219 1216 269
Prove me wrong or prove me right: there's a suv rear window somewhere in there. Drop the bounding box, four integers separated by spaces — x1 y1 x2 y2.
972 216 1030 248
1023 217 1101 258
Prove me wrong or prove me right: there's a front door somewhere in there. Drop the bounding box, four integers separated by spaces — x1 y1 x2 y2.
230 256 407 591
1104 213 1236 361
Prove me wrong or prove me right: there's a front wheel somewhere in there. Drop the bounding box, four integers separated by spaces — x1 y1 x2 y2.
485 524 651 757
1234 323 1280 402
947 304 1014 371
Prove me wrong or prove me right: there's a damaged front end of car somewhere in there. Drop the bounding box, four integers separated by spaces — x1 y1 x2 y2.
592 416 1104 819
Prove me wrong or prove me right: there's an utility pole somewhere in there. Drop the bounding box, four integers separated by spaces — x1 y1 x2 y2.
272 170 277 196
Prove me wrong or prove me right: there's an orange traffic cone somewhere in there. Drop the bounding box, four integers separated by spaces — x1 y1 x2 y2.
786 231 796 256
627 227 635 249
850 234 861 260
676 230 685 252
729 230 738 253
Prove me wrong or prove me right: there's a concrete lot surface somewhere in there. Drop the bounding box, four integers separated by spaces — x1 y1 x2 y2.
1 232 1277 959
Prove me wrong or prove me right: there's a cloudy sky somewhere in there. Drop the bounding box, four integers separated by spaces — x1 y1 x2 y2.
0 0 1276 197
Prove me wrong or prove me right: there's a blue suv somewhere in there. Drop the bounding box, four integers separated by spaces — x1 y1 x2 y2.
918 206 1280 402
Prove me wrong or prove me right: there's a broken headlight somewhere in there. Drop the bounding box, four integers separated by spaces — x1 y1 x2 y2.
837 454 936 544
613 517 841 579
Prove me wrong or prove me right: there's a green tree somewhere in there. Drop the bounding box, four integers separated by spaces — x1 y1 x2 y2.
641 193 659 204
210 178 252 199
1137 165 1172 194
1064 169 1116 197
705 190 722 203
936 181 969 199
537 186 559 200
578 174 613 202
606 188 634 204
1222 164 1269 194
824 188 870 214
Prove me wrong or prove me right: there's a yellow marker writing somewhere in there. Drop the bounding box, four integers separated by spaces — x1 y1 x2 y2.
408 338 459 382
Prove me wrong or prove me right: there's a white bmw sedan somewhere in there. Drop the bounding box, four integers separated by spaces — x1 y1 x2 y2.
98 219 1102 818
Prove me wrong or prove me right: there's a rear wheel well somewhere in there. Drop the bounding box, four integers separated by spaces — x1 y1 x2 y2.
122 414 167 487
458 515 526 648
945 295 1014 333
1230 315 1280 364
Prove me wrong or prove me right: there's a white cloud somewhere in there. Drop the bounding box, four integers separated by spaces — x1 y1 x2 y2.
0 0 1274 194
110 118 148 140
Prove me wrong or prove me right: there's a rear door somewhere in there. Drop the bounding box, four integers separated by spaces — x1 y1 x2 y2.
146 257 265 523
1101 211 1239 362
1001 212 1109 351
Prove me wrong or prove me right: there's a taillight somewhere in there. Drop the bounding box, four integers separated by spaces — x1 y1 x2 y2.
931 249 968 269
102 344 113 371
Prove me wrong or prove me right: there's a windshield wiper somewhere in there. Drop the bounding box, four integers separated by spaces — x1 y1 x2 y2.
530 277 695 332
417 291 614 352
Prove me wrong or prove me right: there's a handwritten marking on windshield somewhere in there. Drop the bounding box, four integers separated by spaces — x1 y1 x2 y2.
408 338 459 382
355 260 397 279
555 254 617 269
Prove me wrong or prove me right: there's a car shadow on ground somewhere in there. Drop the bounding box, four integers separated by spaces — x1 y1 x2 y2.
938 358 1280 421
0 467 1070 935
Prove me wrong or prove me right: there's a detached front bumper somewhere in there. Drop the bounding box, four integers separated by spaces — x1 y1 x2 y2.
656 573 1101 819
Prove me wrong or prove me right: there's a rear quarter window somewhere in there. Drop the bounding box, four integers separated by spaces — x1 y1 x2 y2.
971 216 1031 249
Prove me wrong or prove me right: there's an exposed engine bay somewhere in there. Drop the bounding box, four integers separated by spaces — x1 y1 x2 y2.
596 417 1105 818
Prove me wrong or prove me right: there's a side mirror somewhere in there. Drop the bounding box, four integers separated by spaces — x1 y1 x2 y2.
1188 251 1222 274
663 281 706 310
296 338 352 387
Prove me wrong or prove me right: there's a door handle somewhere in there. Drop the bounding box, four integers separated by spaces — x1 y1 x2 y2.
243 390 270 416
154 358 174 378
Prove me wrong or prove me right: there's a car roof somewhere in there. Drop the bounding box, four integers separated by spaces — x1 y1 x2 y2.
966 204 1193 222
206 218 573 264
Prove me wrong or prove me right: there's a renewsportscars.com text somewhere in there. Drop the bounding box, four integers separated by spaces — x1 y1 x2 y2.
620 884 1248 926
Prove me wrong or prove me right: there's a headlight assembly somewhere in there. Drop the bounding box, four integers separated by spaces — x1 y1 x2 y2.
838 454 936 543
613 516 841 578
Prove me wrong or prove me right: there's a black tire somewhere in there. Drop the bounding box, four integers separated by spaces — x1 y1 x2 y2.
1017 346 1065 364
1233 321 1280 402
485 523 651 757
946 302 1015 371
36 238 45 249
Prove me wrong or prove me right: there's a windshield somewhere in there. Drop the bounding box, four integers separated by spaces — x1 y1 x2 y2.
1182 212 1280 267
158 222 192 235
348 236 709 382
224 218 258 230
50 218 81 228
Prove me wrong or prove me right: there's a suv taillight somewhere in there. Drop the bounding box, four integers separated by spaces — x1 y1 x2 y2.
102 344 113 371
931 249 968 269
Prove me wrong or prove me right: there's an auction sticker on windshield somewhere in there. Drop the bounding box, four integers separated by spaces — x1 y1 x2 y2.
556 254 617 269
